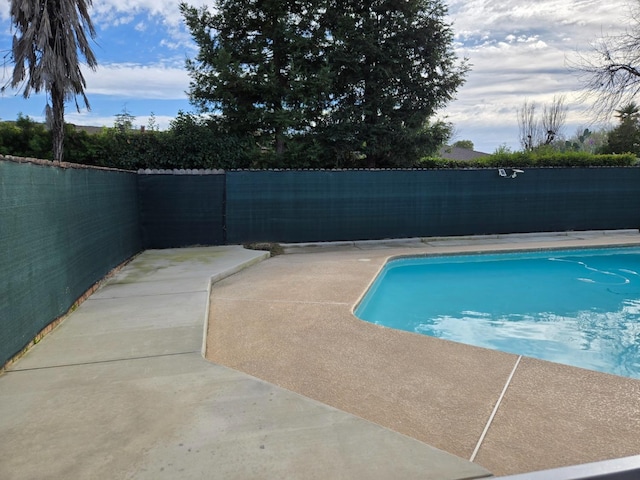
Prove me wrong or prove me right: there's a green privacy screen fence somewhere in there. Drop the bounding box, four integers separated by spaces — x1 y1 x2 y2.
138 173 225 248
225 168 640 243
4 162 640 367
0 159 141 367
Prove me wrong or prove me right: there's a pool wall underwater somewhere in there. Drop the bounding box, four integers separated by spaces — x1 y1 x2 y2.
355 247 640 379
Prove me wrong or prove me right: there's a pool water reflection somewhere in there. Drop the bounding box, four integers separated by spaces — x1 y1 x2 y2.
355 248 640 379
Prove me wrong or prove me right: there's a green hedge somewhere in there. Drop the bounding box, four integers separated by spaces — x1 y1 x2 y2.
419 152 637 169
3 116 638 170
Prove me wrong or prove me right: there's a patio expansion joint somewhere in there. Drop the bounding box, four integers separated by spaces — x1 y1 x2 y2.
214 296 352 306
6 350 200 373
469 355 522 462
88 289 209 300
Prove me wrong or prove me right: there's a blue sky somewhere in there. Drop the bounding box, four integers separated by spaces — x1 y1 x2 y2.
0 0 632 153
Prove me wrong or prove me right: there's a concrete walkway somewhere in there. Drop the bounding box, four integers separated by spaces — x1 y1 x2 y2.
0 246 490 480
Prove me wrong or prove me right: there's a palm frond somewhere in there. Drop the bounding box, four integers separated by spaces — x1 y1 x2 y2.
7 0 99 162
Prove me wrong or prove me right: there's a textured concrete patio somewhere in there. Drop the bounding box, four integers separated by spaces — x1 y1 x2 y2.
206 231 640 476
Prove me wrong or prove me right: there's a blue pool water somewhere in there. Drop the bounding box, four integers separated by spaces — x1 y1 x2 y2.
355 247 640 379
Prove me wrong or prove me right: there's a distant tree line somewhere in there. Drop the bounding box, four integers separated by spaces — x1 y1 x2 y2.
514 93 640 157
2 112 637 170
0 112 259 169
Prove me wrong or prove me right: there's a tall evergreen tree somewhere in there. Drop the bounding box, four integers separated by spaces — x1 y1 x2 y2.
603 102 640 155
321 0 467 167
181 1 328 156
181 0 467 166
5 0 98 163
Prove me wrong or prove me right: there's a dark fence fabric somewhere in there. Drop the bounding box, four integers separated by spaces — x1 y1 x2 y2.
226 168 640 243
4 164 640 367
0 159 141 366
137 173 225 248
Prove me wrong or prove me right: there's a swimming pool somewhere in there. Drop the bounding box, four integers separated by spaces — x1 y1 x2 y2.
355 247 640 379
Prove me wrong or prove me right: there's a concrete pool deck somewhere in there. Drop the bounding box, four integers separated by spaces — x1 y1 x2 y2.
206 230 640 476
0 245 491 479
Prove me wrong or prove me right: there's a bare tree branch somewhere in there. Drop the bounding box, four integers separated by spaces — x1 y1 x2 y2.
517 95 568 150
517 99 538 151
541 94 567 145
569 3 640 120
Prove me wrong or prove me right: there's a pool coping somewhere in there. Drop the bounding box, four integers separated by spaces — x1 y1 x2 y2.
207 230 640 476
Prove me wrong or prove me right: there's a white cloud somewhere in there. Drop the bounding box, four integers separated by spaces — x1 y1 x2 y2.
449 0 627 37
83 62 189 99
443 0 632 151
0 0 205 48
91 0 211 33
19 0 209 55
64 111 176 130
159 39 184 50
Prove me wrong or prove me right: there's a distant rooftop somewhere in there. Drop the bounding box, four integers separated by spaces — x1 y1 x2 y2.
71 125 105 135
439 146 490 161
